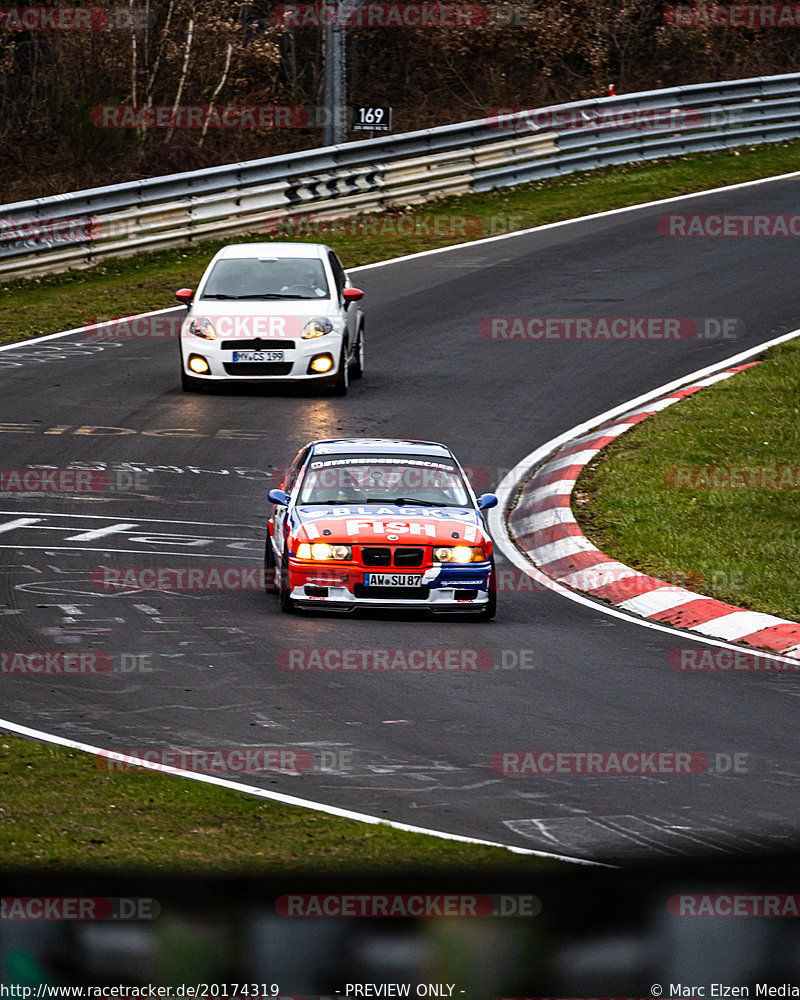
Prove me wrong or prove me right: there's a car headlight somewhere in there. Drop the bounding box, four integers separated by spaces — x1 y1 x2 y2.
301 317 333 340
434 545 487 563
296 543 352 561
188 317 216 340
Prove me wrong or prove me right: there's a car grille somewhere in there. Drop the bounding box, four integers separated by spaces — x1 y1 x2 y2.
361 547 392 566
220 340 296 351
353 584 430 601
393 547 424 567
222 362 294 376
360 546 424 567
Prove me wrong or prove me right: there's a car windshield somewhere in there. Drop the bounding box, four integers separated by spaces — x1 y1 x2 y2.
297 454 472 507
200 257 330 300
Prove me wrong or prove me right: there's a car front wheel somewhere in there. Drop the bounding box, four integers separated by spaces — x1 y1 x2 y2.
279 551 295 613
327 345 349 396
475 564 497 620
181 369 201 392
264 534 277 593
351 324 365 379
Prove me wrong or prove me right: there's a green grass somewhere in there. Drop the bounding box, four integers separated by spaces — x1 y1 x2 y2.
574 340 800 623
0 735 546 873
2 138 799 345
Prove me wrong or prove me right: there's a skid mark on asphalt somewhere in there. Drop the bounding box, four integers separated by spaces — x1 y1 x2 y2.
0 342 124 368
503 813 797 860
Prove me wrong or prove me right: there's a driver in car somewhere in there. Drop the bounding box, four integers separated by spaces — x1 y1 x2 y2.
281 264 327 297
303 467 366 504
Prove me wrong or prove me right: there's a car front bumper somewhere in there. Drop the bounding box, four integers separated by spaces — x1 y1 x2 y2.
181 332 344 381
286 559 494 613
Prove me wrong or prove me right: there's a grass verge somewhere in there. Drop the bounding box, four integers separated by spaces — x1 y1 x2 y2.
0 735 547 872
2 139 799 345
574 339 800 623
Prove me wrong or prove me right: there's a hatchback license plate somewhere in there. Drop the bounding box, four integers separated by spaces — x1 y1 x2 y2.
231 350 285 362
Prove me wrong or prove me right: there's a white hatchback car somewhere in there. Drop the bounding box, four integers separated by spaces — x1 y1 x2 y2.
175 242 365 393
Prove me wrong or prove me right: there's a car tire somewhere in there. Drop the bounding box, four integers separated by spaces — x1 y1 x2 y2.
328 344 349 396
181 368 201 392
279 551 295 613
264 534 277 593
351 324 365 379
475 564 497 621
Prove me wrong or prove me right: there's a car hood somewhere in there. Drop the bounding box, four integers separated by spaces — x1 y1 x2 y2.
290 504 490 546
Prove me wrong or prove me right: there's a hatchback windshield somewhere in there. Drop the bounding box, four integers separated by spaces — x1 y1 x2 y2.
297 454 471 507
200 257 330 300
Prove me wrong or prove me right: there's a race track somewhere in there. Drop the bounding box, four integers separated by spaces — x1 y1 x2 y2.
1 176 799 863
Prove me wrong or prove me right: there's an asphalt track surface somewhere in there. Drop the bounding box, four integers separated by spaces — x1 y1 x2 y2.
1 177 799 865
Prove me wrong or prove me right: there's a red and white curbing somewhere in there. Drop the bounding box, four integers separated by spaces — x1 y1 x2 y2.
507 362 800 660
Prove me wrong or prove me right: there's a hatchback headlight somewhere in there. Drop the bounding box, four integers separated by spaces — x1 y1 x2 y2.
188 317 216 340
434 545 487 563
301 317 333 340
296 543 352 560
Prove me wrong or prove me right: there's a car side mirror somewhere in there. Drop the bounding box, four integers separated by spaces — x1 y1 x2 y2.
343 287 364 302
268 488 291 506
477 493 498 511
175 288 194 305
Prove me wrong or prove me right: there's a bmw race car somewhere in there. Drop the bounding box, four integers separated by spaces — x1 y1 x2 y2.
266 438 498 618
175 242 364 393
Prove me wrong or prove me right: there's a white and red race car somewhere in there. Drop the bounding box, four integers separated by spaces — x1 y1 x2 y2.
266 438 497 617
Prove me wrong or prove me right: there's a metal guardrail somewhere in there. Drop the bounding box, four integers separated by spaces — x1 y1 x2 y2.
1 72 798 277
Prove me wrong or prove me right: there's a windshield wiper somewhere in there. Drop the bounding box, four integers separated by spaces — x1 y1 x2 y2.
201 292 302 300
298 497 455 507
297 499 350 505
389 497 449 507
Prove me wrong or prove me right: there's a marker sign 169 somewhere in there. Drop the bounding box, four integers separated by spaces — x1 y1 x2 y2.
353 106 392 131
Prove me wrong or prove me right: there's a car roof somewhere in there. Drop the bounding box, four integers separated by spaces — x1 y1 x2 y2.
308 438 454 459
215 242 330 260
